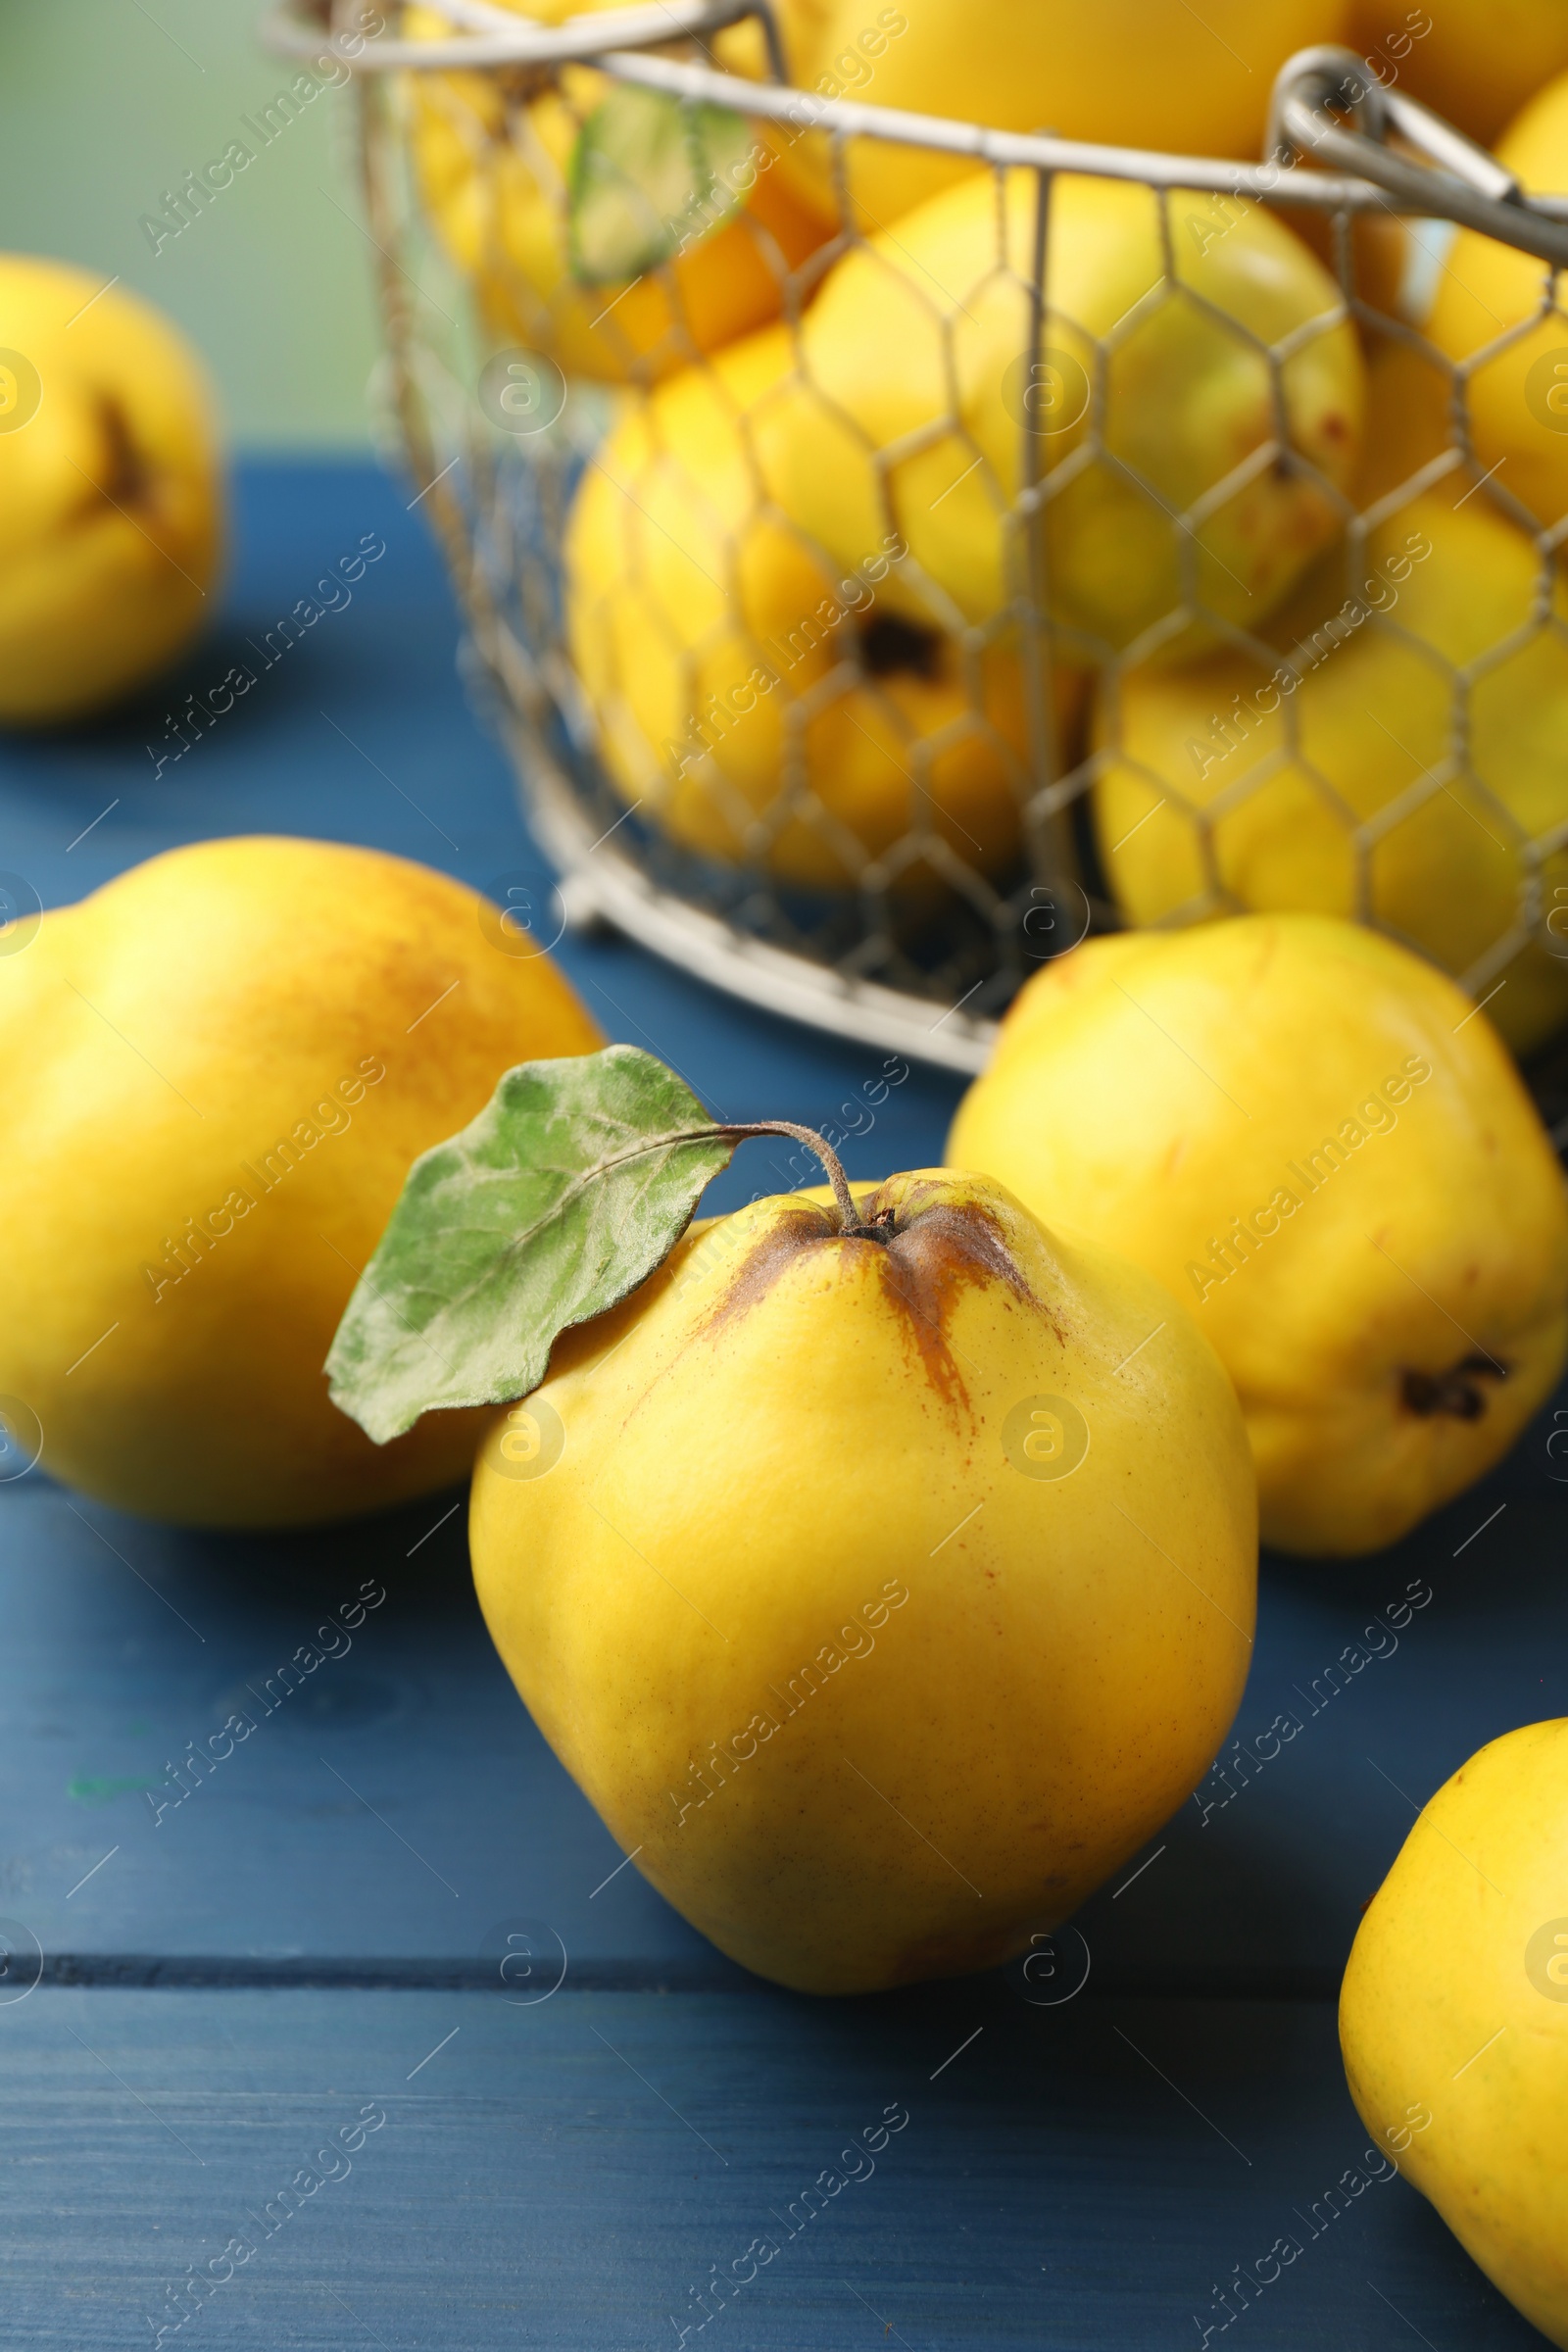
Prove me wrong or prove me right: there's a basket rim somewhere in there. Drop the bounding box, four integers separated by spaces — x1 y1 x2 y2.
263 4 1568 256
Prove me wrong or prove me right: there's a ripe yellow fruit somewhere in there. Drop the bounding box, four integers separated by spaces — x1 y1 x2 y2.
1090 488 1568 1056
1283 202 1411 329
947 916 1568 1556
565 325 1084 886
755 170 1364 653
0 838 603 1528
0 255 221 726
471 1170 1256 1994
1354 333 1452 506
404 1 829 385
726 0 1349 228
1341 1719 1568 2347
1348 0 1568 150
1426 72 1568 527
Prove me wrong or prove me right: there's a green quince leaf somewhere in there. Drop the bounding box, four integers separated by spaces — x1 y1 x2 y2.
326 1045 733 1444
567 82 754 287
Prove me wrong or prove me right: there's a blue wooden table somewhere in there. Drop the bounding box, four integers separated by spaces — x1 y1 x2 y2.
0 460 1559 2351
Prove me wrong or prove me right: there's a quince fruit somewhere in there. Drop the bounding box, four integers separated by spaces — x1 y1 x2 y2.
475 1168 1255 1992
1347 0 1568 148
1426 71 1568 528
0 255 221 725
721 0 1348 228
1090 488 1568 1056
754 169 1364 652
564 325 1084 888
947 915 1568 1555
1354 333 1452 506
0 837 602 1527
328 1049 1255 1994
1341 1718 1568 2346
405 1 830 385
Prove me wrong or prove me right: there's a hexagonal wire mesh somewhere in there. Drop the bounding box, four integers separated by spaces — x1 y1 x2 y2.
268 3 1568 1078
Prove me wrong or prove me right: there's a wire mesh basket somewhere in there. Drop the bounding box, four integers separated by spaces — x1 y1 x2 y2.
267 1 1568 1074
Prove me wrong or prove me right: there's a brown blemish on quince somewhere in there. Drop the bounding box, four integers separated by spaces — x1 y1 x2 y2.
89 396 152 514
694 1201 839 1343
862 1184 1039 1414
1400 1351 1507 1421
700 1183 1043 1415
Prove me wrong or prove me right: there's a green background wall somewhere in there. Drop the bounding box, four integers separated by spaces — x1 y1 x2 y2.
1 2 382 446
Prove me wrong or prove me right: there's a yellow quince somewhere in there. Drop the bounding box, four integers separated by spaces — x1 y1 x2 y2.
404 0 830 385
752 168 1364 653
722 0 1349 229
0 837 602 1527
565 325 1084 887
1348 0 1568 149
471 1168 1255 1992
1090 488 1568 1056
1342 1718 1568 2346
948 916 1568 1555
0 255 221 726
1425 71 1568 529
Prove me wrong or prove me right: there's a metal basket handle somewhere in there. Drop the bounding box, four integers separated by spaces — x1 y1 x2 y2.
1268 43 1568 266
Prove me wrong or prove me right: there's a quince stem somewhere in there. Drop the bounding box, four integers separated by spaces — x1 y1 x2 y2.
683 1122 888 1242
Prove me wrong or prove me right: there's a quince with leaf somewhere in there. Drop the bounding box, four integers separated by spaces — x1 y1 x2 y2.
329 1045 1256 1993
